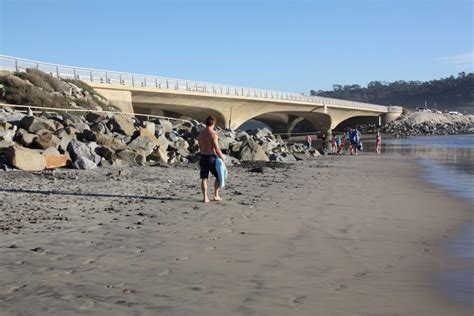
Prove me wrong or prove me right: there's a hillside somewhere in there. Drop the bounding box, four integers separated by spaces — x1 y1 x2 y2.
0 69 117 112
311 72 474 114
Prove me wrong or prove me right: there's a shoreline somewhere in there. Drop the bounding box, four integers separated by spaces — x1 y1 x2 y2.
0 155 472 315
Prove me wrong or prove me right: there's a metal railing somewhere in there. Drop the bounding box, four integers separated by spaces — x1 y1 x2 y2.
0 103 191 124
0 55 403 113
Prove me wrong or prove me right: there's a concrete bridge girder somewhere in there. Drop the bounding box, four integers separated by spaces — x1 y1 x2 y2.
88 83 401 132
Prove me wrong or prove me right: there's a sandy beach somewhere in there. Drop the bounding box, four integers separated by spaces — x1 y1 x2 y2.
0 155 472 315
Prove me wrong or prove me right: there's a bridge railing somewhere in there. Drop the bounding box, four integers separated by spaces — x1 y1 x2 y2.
0 55 401 113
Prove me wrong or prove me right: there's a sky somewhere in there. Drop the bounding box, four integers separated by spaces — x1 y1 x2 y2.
0 0 473 93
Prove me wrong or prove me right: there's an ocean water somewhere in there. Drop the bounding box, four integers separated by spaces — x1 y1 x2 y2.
382 135 474 306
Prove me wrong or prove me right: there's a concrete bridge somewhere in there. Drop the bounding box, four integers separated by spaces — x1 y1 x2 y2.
1 55 403 134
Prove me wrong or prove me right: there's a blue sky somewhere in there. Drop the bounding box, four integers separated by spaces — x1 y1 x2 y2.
1 0 472 92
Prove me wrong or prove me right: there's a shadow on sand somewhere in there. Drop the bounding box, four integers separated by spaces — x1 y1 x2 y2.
0 188 198 202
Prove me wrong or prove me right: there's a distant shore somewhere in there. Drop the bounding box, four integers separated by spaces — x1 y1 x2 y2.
0 154 472 315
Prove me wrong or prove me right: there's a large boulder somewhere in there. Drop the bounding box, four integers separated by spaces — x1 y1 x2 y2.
149 145 168 164
95 133 126 151
67 140 98 163
95 146 115 161
157 119 173 133
127 128 161 157
127 135 157 157
85 111 108 124
143 122 156 135
217 133 234 151
15 128 37 146
116 148 146 165
5 145 46 171
32 130 60 149
74 157 97 170
43 147 71 169
252 127 272 139
109 115 135 136
238 139 269 162
62 113 84 125
270 153 297 162
0 129 15 143
20 116 56 133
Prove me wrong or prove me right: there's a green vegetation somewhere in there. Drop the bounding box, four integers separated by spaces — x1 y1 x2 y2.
311 72 474 113
0 68 117 111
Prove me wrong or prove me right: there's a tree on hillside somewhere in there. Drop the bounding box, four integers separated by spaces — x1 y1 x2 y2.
311 73 474 113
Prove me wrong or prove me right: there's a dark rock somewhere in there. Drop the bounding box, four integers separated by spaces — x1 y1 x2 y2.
20 116 56 133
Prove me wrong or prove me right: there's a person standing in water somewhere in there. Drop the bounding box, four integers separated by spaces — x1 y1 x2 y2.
375 131 382 154
198 116 225 203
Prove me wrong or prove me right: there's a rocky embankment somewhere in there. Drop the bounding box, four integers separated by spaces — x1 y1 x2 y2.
0 106 318 172
381 112 473 137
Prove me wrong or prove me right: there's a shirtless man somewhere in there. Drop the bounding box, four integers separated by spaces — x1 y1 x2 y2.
198 116 225 203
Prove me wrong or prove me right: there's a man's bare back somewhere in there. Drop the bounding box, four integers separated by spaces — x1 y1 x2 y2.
198 128 217 155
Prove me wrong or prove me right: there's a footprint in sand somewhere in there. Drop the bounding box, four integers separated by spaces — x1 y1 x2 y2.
122 288 136 295
79 299 95 311
288 296 306 306
353 271 368 277
176 256 191 261
158 269 170 276
8 284 26 293
105 283 126 289
334 284 347 291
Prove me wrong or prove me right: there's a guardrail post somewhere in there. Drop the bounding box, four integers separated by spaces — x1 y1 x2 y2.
15 60 18 72
155 77 158 88
90 71 93 82
166 80 169 89
105 72 108 84
132 76 135 87
119 74 123 84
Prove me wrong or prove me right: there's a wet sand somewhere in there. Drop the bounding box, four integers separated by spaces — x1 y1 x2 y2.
0 155 472 315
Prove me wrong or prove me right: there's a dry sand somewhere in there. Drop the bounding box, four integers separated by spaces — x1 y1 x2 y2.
0 155 472 315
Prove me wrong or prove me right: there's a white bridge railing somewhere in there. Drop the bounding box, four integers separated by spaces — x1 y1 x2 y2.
0 55 402 113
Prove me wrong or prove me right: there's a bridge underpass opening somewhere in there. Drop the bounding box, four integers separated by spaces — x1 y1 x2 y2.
132 102 226 126
333 115 381 132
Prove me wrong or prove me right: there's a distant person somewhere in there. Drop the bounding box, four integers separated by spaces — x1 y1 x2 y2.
331 134 338 154
306 134 313 149
339 133 346 153
375 132 382 154
321 133 327 151
349 128 360 156
198 116 225 203
336 134 342 153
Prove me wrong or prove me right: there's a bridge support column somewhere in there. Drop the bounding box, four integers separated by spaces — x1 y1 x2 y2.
381 107 403 125
93 88 134 113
